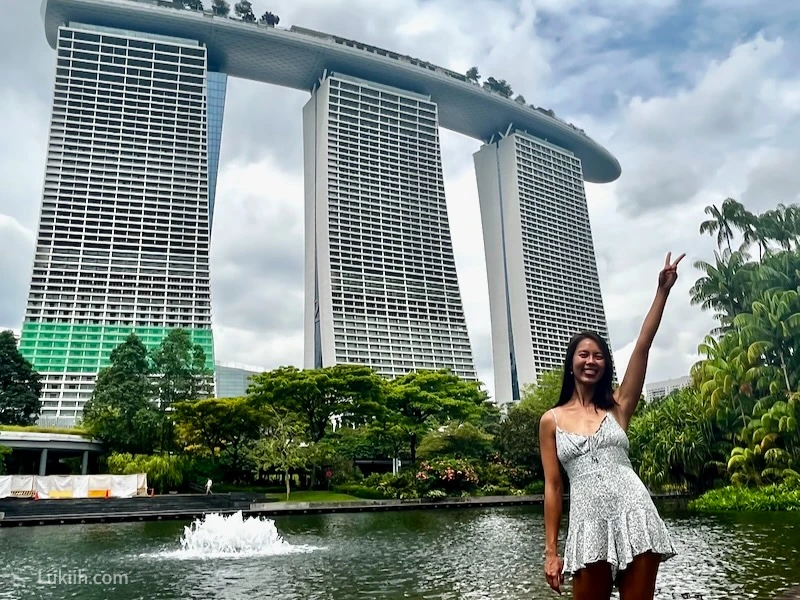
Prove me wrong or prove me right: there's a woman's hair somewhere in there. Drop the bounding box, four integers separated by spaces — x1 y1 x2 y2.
555 331 616 409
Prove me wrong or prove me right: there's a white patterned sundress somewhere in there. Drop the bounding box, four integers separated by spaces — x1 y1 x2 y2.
552 409 677 581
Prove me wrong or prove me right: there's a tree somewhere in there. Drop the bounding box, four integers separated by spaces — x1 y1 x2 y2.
417 422 494 461
234 0 255 21
174 0 204 9
514 94 526 104
482 77 513 98
690 249 752 333
259 11 280 26
151 329 211 411
250 407 308 500
627 387 720 492
518 369 562 415
249 364 383 443
465 66 480 83
174 396 263 478
699 197 749 252
211 0 230 16
0 331 42 426
0 445 11 475
758 204 800 253
82 334 162 454
734 289 800 393
495 406 542 475
384 369 491 463
535 106 556 118
151 329 211 451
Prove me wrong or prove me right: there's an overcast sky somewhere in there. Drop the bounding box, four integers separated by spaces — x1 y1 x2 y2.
1 0 799 399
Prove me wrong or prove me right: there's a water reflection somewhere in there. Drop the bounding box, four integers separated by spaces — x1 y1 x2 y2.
0 506 797 599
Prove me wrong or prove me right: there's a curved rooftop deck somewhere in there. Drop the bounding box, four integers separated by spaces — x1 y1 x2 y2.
42 0 621 183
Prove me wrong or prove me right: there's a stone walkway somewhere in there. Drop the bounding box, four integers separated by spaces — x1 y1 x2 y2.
775 586 800 599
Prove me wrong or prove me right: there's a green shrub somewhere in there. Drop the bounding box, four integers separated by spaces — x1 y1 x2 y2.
524 480 545 495
689 481 800 512
0 445 11 475
478 484 511 496
424 489 447 500
106 452 190 493
379 470 421 499
0 425 89 436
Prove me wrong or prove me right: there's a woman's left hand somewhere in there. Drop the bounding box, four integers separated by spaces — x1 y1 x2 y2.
658 252 685 292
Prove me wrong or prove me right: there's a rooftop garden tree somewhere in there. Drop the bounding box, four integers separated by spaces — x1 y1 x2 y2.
260 11 280 26
234 0 255 22
211 0 230 17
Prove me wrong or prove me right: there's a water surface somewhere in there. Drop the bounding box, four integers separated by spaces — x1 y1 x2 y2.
0 504 798 599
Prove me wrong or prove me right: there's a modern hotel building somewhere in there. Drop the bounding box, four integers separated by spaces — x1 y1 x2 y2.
475 132 611 402
25 0 621 423
19 20 221 424
303 74 475 380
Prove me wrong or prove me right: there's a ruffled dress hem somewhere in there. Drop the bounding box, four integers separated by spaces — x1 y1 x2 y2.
561 507 677 579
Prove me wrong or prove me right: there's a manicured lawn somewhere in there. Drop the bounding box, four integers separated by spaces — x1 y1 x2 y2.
264 490 360 503
0 425 89 436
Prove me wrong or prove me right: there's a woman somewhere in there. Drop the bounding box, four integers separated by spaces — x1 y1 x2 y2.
539 252 684 599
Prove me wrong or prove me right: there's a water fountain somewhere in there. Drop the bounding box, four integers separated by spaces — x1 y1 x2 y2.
159 511 320 559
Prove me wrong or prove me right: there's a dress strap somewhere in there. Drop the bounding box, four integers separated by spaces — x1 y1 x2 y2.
550 408 559 427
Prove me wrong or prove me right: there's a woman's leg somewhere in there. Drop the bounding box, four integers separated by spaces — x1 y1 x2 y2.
618 551 661 600
571 561 613 600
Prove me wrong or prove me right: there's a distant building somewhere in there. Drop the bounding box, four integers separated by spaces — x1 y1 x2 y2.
20 21 220 425
474 131 612 404
214 362 265 398
303 73 476 381
646 376 691 402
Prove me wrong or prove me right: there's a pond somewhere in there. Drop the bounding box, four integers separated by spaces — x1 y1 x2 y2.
1 504 798 599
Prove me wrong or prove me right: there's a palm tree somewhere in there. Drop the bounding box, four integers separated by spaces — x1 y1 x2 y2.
699 198 751 251
759 204 800 253
693 332 753 436
734 289 800 393
260 11 280 26
690 249 751 332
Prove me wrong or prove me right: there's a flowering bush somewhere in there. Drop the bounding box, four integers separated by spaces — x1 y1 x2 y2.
416 458 480 494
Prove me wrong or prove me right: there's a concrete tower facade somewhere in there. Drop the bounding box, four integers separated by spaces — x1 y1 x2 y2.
19 23 223 424
474 131 611 403
303 73 476 380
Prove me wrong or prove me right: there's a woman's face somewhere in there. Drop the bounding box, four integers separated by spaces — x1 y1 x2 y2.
572 338 606 386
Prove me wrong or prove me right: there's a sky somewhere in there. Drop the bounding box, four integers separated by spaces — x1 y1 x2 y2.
1 0 799 400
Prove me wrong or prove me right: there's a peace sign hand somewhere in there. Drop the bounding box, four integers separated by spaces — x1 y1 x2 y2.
658 252 685 292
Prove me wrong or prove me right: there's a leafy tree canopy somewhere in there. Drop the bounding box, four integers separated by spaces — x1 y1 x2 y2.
82 334 161 454
249 364 383 442
0 330 42 426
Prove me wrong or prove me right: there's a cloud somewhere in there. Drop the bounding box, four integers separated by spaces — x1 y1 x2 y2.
612 34 797 217
740 148 800 212
2 0 800 403
0 216 34 329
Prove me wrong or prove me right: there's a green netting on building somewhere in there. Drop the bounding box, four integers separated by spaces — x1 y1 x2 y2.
19 321 214 373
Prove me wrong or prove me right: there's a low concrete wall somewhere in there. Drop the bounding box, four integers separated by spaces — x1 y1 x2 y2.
0 491 692 527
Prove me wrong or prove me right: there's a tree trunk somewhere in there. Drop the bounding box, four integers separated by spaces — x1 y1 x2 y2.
780 352 792 393
285 469 291 501
410 433 417 464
